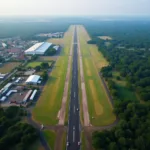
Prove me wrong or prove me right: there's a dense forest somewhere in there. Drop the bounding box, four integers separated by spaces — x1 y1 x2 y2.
0 106 38 150
0 19 69 39
85 21 150 101
85 20 150 149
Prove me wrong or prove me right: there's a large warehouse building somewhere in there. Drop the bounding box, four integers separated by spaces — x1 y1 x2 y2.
25 75 41 85
25 42 52 55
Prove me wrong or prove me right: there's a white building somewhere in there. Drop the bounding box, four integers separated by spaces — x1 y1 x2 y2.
2 43 7 48
53 45 59 51
23 90 32 103
30 90 37 100
25 75 40 85
0 73 7 79
25 42 52 55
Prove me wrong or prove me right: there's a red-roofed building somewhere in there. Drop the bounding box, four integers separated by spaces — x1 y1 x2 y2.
18 52 25 60
7 48 21 53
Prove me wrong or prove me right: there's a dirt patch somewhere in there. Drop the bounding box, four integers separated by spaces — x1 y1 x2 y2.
39 56 57 61
89 80 103 116
0 62 20 74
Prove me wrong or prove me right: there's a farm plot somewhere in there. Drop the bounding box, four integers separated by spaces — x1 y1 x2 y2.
77 25 116 126
0 62 21 74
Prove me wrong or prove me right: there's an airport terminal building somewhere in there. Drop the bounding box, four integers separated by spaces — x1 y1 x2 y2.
25 42 52 55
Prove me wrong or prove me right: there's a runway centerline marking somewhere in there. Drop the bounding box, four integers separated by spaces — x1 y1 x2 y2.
74 105 75 113
73 130 75 143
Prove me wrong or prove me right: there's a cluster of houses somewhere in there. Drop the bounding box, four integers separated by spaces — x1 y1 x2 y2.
0 74 41 104
36 32 64 38
0 37 32 62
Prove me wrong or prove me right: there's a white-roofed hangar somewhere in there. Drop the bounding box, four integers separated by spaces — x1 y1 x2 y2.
25 75 41 85
25 42 52 55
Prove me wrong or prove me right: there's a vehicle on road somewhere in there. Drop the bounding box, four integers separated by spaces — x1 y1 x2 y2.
41 124 44 130
66 142 69 146
73 126 75 130
78 141 81 145
76 108 79 111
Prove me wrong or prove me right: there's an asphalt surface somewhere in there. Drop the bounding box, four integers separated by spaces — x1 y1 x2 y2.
67 27 80 150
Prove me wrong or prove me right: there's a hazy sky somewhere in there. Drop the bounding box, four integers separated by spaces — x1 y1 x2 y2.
0 0 150 16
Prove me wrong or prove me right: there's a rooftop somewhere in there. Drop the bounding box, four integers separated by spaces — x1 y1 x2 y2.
25 42 44 53
25 75 40 83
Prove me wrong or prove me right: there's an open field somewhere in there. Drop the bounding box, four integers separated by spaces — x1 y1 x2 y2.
43 130 56 150
47 38 64 45
26 61 53 68
112 71 138 101
98 36 112 40
32 26 74 125
62 131 67 150
77 25 116 126
29 140 44 150
81 132 86 150
0 62 21 74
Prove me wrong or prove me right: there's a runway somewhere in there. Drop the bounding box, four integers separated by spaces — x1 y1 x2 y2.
66 26 80 150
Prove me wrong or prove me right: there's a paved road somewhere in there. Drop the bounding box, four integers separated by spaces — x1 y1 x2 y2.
67 27 80 150
0 69 17 85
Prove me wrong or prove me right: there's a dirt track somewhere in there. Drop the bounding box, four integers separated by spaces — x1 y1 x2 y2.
58 34 73 125
78 32 90 126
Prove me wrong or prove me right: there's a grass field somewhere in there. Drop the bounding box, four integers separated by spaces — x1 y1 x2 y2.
29 140 44 150
112 71 138 101
81 132 86 150
77 25 116 126
47 38 64 45
43 130 56 150
32 26 74 125
0 62 21 73
62 131 67 150
26 61 52 68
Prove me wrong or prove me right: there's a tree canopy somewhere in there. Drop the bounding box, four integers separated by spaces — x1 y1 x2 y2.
0 106 38 150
